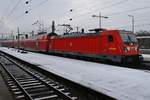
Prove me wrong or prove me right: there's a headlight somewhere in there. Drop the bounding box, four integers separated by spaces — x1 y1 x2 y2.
134 47 137 51
127 47 130 51
124 47 128 52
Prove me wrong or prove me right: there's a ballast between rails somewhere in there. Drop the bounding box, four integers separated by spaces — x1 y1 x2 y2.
0 53 78 100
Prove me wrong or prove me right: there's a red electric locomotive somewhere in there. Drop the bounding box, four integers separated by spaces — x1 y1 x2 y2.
48 29 142 63
1 26 143 64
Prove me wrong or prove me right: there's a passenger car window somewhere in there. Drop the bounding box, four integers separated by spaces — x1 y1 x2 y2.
108 35 113 42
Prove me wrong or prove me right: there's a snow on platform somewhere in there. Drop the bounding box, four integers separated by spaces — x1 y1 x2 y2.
1 47 150 100
142 54 150 62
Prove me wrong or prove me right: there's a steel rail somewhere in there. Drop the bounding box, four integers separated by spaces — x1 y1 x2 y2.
4 55 77 100
0 62 33 100
0 54 77 100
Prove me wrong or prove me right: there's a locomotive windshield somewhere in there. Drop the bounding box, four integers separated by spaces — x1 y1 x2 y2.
120 31 138 44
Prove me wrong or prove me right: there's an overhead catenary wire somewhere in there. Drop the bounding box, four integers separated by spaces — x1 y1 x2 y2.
110 15 150 28
110 18 150 30
3 0 150 33
7 0 23 17
54 0 121 24
11 0 49 22
69 5 150 28
26 0 48 13
62 0 129 22
61 0 150 29
61 0 129 28
12 0 114 26
68 0 122 15
107 6 150 16
0 0 48 34
77 0 128 17
6 0 131 28
0 0 22 33
118 23 150 29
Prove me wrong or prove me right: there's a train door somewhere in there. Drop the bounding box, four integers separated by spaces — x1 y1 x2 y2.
36 38 39 50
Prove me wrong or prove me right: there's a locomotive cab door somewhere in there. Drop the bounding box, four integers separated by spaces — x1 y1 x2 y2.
100 34 117 55
107 35 116 54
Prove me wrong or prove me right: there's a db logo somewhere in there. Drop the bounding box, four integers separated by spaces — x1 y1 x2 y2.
69 43 72 46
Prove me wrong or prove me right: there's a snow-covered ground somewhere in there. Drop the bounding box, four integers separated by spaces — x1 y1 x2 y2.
1 47 150 100
141 49 150 51
142 54 150 61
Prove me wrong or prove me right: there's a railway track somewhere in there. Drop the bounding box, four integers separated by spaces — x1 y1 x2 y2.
0 53 78 100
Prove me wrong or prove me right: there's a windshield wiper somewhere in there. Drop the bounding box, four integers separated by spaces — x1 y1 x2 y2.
127 35 134 43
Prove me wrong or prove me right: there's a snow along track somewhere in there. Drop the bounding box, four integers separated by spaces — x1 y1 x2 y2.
1 47 150 100
0 53 77 100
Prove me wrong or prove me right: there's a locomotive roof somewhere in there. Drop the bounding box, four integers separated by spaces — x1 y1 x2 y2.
136 36 150 39
59 32 100 38
58 29 119 38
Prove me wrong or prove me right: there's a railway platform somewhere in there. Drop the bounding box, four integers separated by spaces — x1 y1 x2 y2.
143 54 150 62
0 47 150 100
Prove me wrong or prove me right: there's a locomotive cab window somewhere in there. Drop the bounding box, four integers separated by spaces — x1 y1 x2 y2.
108 35 113 42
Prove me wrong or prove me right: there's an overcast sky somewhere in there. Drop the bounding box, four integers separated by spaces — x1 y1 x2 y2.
0 0 150 35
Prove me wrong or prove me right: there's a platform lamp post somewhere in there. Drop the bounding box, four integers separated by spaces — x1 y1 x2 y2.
92 12 108 29
128 15 134 34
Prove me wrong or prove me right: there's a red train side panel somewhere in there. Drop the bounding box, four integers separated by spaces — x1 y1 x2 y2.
50 35 101 54
48 30 142 62
49 30 123 55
